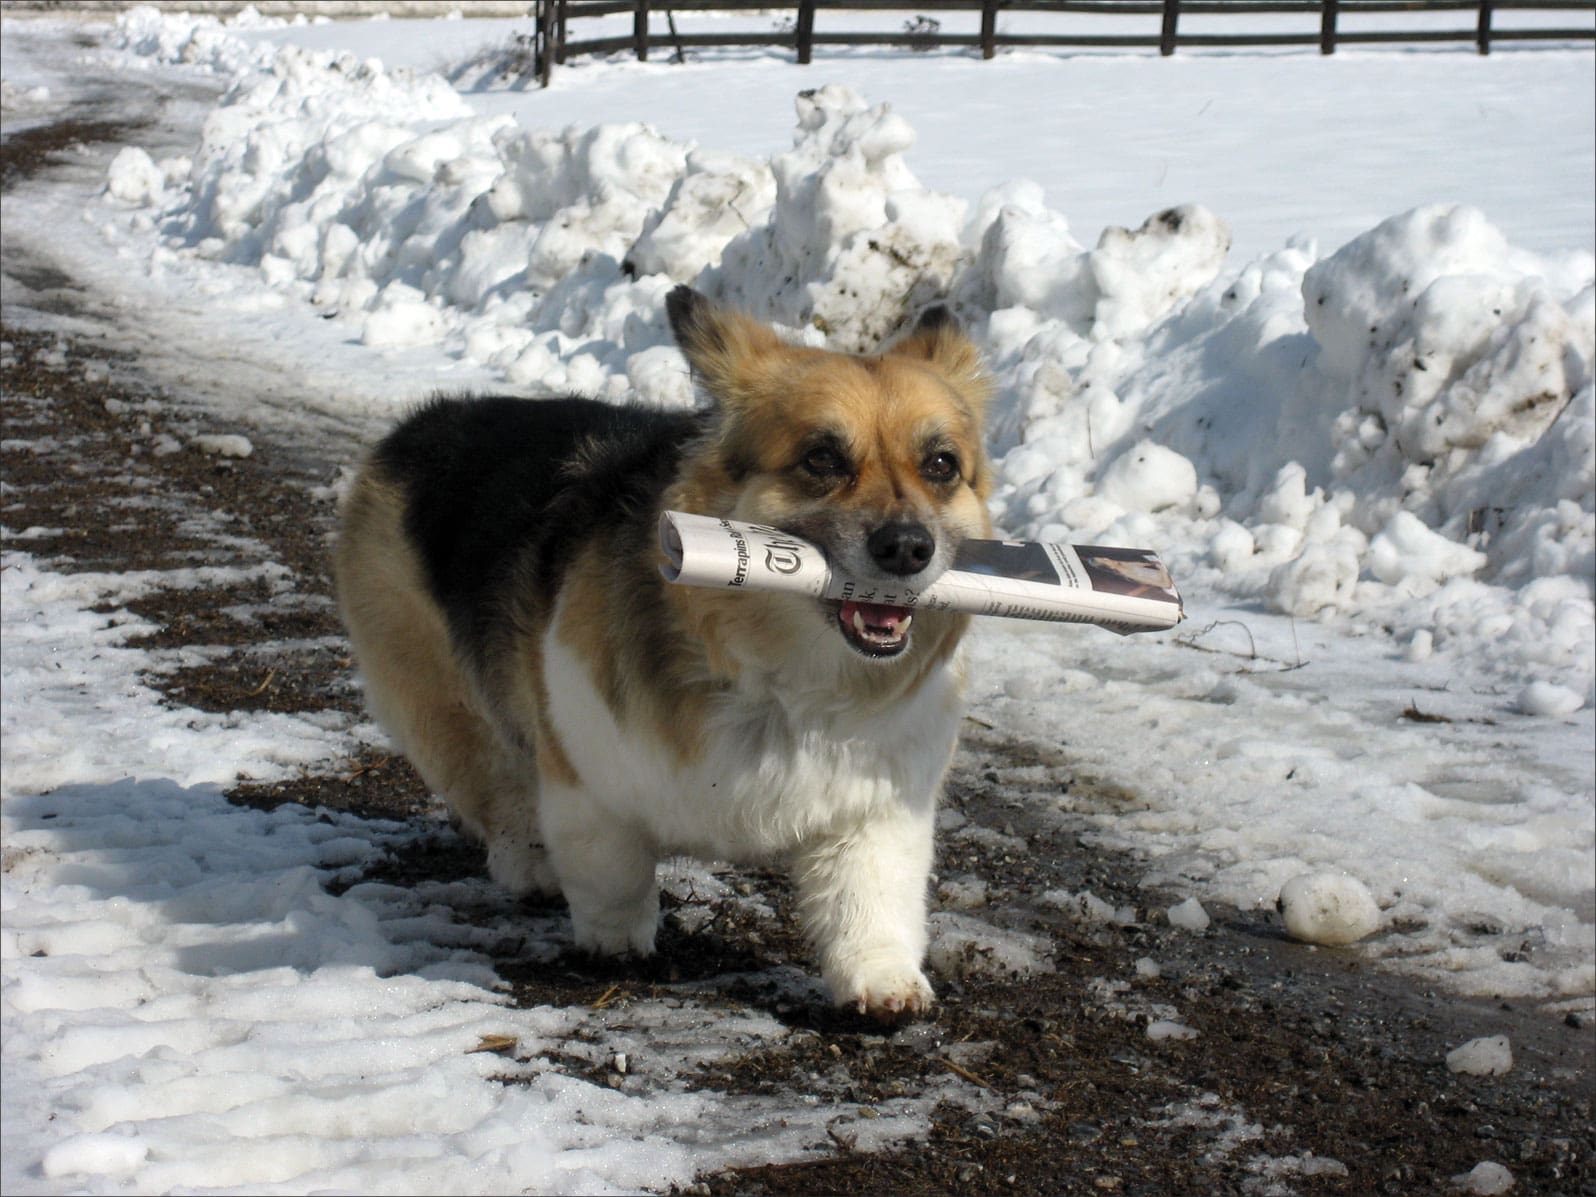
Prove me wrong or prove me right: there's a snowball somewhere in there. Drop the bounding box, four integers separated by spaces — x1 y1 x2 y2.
105 146 164 205
1146 1019 1199 1041
1166 897 1210 932
363 295 445 348
1445 1035 1513 1077
1516 681 1585 717
1209 520 1256 572
190 433 253 459
1368 511 1487 590
1277 872 1381 945
1452 1161 1515 1194
1096 440 1198 513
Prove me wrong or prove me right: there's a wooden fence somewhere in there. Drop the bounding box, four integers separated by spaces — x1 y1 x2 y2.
526 0 1595 84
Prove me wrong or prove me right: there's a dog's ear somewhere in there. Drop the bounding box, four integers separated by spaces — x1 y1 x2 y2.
667 286 783 405
887 305 991 413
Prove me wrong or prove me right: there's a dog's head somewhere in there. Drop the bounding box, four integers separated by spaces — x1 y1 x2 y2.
667 285 992 662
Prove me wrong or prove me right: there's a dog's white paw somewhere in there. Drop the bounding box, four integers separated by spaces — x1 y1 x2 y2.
829 960 935 1023
571 906 658 959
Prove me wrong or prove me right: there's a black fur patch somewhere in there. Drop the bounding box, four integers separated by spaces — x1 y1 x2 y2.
372 395 705 653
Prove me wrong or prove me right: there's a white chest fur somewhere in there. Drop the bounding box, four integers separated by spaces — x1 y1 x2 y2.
540 621 965 862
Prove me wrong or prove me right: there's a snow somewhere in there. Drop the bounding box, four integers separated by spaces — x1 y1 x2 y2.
1 4 1592 1193
1167 897 1213 933
1145 1019 1201 1042
1454 1160 1518 1194
1445 1034 1516 1076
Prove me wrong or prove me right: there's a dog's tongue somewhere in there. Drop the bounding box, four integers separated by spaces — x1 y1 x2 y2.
842 599 913 640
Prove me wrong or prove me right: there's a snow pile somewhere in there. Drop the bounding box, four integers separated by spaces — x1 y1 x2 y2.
104 9 1594 710
708 84 966 352
112 3 287 77
984 206 1593 703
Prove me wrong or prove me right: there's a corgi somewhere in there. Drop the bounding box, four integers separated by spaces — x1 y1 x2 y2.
334 285 992 1020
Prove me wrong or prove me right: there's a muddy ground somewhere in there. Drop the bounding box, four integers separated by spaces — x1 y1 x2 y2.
3 111 1593 1196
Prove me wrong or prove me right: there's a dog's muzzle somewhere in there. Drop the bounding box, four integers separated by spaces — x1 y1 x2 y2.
833 521 937 659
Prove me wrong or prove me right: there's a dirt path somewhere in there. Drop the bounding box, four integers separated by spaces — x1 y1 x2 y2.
3 111 1593 1196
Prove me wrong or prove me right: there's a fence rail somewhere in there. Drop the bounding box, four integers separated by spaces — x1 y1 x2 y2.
528 0 1595 84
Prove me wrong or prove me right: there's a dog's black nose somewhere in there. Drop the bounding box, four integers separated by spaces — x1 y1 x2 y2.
867 522 936 576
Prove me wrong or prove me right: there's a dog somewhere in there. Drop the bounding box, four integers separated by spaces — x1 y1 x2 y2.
334 285 992 1020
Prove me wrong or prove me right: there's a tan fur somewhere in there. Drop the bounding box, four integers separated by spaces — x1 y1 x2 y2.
334 467 557 892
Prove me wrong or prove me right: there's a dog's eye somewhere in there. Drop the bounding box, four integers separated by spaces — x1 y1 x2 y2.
921 451 960 483
801 445 849 477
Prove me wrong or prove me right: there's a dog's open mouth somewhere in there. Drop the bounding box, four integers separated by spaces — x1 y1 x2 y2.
836 599 913 658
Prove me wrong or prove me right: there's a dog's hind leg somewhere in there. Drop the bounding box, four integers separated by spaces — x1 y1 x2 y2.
335 471 557 898
539 783 660 957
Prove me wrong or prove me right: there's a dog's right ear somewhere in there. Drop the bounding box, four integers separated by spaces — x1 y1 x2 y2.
667 285 783 406
887 303 990 416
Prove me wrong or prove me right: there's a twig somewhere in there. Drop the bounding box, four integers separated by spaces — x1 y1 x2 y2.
1172 619 1310 672
245 668 277 696
592 983 623 1010
1176 618 1256 659
340 755 389 783
937 1056 994 1090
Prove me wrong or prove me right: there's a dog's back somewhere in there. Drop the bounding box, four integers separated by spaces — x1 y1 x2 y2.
370 395 700 643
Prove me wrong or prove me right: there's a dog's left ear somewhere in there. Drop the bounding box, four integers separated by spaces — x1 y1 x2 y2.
887 305 991 413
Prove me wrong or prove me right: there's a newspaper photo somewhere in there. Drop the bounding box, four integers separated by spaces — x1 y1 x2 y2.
658 511 1184 634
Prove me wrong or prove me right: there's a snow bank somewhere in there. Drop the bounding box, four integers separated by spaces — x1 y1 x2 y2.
104 9 1593 711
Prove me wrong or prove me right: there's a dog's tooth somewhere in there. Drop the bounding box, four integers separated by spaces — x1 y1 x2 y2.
901 614 912 632
852 609 867 636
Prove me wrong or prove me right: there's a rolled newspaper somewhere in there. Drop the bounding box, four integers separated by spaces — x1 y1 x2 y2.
658 511 1183 634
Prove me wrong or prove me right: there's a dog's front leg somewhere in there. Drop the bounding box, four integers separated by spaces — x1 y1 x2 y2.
541 786 660 957
791 806 936 1021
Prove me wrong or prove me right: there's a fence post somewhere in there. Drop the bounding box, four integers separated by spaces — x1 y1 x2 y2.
1159 0 1181 56
635 2 649 62
797 1 815 64
555 0 568 65
1476 0 1494 53
981 0 998 59
1319 0 1337 54
536 0 553 87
